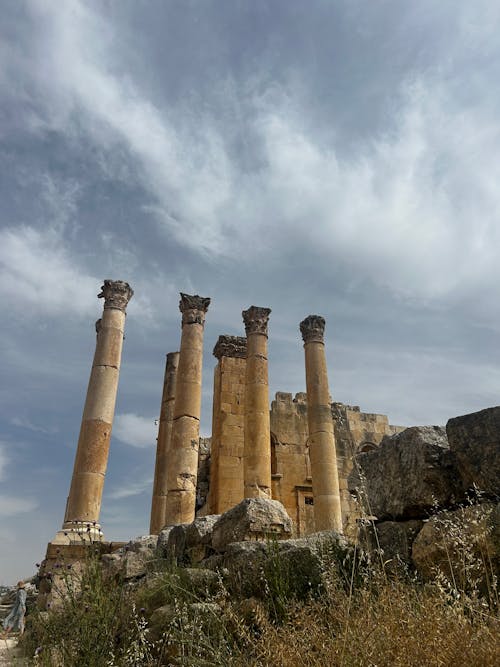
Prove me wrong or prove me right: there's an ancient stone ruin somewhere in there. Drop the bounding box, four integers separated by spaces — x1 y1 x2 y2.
37 280 500 606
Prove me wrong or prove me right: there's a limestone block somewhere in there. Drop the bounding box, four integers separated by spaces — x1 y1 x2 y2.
412 502 499 584
446 407 500 496
212 498 293 552
348 426 464 520
156 526 175 556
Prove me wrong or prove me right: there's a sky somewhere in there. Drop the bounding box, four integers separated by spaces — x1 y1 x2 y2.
1 0 500 583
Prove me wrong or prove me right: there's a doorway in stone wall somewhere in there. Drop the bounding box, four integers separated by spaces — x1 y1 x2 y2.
295 485 314 536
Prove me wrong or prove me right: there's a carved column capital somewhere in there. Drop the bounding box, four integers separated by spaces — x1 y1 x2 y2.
300 315 326 344
242 306 271 336
213 335 247 359
98 280 134 312
179 293 211 326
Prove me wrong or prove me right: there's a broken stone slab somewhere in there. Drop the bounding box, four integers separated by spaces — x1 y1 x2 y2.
101 535 158 579
411 502 499 586
446 407 500 497
211 498 292 552
348 426 464 520
157 516 220 565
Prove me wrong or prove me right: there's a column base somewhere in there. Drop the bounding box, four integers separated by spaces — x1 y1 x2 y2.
52 521 104 544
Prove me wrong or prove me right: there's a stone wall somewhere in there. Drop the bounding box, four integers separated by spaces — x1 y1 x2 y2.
200 390 403 537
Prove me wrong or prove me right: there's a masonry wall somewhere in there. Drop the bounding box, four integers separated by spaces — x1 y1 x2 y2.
206 356 246 514
201 388 404 536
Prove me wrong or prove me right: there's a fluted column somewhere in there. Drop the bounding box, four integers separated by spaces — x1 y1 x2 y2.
300 315 343 533
60 280 133 542
150 351 180 534
242 306 272 499
165 293 210 525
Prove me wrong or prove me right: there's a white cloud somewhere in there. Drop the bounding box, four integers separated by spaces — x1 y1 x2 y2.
0 225 99 318
113 413 157 448
0 495 38 518
106 477 152 500
4 0 500 310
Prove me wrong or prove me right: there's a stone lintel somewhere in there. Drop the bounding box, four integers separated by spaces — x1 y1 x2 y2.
179 292 211 325
98 280 134 312
242 306 271 336
300 314 326 344
213 335 247 359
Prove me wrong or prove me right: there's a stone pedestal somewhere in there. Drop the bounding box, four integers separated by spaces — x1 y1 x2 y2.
300 315 343 533
54 280 133 544
208 335 247 514
242 306 272 499
165 293 210 526
150 351 180 534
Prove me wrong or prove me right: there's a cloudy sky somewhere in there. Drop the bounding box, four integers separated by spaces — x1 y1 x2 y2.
1 0 500 583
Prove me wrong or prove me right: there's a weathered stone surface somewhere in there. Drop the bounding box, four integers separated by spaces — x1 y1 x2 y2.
349 426 463 520
126 535 158 553
446 407 500 497
185 515 220 563
156 526 175 558
157 516 220 564
212 498 292 552
102 535 158 579
360 520 423 569
218 530 352 600
412 502 499 585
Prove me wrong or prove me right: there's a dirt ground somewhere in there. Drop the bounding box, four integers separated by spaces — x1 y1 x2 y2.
0 638 27 666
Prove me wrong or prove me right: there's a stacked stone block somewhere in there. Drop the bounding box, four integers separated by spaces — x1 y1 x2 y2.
208 336 247 514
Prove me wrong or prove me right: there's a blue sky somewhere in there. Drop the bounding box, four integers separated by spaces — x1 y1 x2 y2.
1 0 500 583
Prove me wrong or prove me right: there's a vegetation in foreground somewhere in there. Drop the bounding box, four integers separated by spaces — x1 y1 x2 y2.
22 522 499 667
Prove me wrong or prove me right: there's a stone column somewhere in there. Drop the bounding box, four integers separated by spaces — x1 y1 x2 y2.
165 293 210 526
242 306 272 499
149 351 180 534
208 335 247 514
58 280 133 542
300 315 343 533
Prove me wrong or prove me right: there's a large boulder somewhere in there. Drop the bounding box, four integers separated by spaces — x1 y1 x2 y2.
218 530 352 600
157 515 220 564
348 426 463 520
102 535 158 579
446 407 500 497
412 502 500 588
211 498 293 552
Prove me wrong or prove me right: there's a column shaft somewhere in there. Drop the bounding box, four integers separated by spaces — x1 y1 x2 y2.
301 315 343 533
165 293 210 525
209 336 246 513
62 280 133 541
149 351 179 534
243 306 272 499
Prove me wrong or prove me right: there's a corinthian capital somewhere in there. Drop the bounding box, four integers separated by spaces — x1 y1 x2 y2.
179 293 211 325
98 280 134 312
300 315 326 344
213 335 247 359
242 306 271 336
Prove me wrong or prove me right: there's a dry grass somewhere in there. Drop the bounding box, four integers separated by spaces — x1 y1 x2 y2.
248 582 499 667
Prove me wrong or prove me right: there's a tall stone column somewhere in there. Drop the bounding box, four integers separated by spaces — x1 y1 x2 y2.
165 293 210 526
242 306 272 499
208 335 247 514
58 280 133 542
300 315 343 533
149 351 180 534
